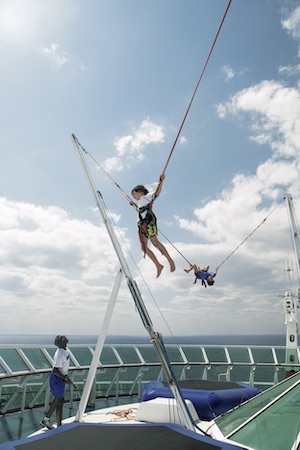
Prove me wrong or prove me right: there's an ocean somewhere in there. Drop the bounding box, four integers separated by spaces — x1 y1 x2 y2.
0 334 287 346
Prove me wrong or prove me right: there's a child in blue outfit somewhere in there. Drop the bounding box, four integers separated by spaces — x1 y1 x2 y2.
184 264 217 287
40 335 74 430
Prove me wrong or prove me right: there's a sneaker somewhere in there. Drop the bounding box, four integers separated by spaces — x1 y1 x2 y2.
40 417 53 430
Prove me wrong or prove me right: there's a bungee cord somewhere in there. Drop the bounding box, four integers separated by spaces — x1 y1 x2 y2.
158 229 192 266
214 197 286 271
72 134 135 207
161 0 232 176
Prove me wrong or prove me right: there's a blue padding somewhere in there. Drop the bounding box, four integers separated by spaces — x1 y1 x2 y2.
141 380 261 420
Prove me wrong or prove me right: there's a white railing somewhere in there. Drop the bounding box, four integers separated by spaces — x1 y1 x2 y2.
0 344 299 416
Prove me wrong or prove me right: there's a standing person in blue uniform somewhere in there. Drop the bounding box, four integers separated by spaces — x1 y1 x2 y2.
40 335 73 430
184 264 218 286
131 173 175 278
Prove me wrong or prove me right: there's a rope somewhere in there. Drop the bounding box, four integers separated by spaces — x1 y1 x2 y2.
215 197 285 271
161 0 232 176
158 229 192 266
73 135 136 207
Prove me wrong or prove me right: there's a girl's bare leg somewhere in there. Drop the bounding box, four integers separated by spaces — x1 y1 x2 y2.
150 237 175 272
141 236 164 277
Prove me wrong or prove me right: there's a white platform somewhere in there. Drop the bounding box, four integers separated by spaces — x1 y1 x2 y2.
135 397 199 426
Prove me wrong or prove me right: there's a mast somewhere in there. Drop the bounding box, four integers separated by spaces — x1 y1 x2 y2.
285 194 300 281
71 134 197 431
284 194 300 376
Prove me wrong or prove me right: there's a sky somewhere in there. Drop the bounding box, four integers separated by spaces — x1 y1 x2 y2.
1 0 300 340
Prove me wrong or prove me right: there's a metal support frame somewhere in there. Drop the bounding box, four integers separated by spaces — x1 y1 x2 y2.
72 134 197 431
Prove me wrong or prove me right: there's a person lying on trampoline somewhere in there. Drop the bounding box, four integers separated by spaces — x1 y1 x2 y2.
131 174 175 278
184 264 218 287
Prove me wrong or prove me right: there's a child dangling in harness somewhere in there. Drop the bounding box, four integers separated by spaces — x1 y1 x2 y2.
131 174 175 278
184 264 218 287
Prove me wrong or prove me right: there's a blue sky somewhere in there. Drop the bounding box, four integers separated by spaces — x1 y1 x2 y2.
1 0 300 338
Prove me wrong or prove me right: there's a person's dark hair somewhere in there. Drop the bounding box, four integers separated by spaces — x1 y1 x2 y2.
54 335 68 348
131 185 148 195
207 279 215 286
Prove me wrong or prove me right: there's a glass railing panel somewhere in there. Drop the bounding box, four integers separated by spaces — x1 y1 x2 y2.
100 347 119 365
136 346 160 363
21 348 52 370
203 347 228 363
113 347 141 364
165 346 184 363
228 366 253 384
44 347 56 359
252 366 277 385
24 373 49 407
0 376 26 410
70 347 93 366
250 347 275 364
180 346 205 363
274 347 286 364
140 366 162 385
182 365 206 379
206 366 231 380
0 349 29 372
227 346 251 363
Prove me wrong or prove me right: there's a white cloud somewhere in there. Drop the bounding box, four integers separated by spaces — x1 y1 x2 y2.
281 6 300 39
103 119 165 172
279 64 300 76
102 156 124 173
0 197 135 333
221 64 235 81
215 80 300 159
41 42 68 68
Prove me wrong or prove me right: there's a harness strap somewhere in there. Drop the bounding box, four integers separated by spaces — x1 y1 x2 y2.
138 199 155 257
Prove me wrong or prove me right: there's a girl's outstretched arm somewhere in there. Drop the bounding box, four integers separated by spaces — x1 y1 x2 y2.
154 174 165 196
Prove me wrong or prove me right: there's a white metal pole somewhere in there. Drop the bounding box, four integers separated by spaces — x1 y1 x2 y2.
75 269 123 422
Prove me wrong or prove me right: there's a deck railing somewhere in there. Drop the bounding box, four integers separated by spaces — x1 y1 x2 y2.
0 343 299 416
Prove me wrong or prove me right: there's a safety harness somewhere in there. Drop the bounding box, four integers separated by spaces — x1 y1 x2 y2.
137 198 156 256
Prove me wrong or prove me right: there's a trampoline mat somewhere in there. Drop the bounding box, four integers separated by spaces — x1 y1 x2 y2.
9 423 240 450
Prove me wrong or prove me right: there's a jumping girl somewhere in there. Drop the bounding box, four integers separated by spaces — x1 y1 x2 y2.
131 174 175 278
